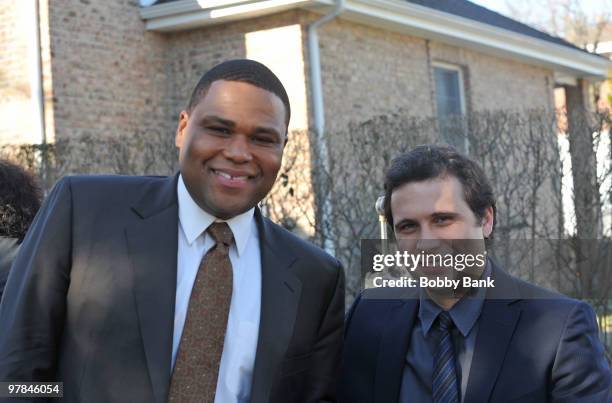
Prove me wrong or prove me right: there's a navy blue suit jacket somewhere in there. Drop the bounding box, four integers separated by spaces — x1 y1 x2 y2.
339 262 611 403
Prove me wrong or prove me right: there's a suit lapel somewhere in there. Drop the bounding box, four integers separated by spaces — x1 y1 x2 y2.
374 299 418 401
464 264 521 403
249 209 301 403
125 174 179 403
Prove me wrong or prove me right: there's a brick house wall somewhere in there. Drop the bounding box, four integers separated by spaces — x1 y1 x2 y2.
0 0 37 144
46 0 168 140
314 15 435 133
313 16 555 134
0 1 561 239
25 2 558 142
429 42 555 113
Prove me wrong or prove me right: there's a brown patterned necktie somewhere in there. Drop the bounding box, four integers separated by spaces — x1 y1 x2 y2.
168 222 234 403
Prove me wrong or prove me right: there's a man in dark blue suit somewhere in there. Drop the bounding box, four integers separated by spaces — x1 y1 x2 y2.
339 145 611 403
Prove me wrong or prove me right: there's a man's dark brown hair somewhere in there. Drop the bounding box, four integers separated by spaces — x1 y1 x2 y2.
383 144 496 234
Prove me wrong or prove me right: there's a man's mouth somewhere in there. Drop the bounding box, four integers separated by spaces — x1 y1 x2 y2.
211 168 255 187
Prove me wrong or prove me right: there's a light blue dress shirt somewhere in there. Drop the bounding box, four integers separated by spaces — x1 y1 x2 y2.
399 263 491 403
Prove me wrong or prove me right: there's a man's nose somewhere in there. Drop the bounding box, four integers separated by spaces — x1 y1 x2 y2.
415 234 441 252
223 135 253 163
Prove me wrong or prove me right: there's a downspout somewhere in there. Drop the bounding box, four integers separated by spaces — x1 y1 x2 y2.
30 0 47 182
307 0 345 254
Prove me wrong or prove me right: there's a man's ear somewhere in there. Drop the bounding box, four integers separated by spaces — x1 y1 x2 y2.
175 111 189 148
481 206 494 238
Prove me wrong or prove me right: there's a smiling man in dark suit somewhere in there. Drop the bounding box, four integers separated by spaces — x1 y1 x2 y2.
0 59 344 403
339 145 610 403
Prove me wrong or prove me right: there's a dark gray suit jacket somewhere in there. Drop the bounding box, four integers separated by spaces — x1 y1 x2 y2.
339 261 611 403
0 174 344 403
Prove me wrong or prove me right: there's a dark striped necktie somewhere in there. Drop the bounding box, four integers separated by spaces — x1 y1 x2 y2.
168 222 234 403
433 311 459 403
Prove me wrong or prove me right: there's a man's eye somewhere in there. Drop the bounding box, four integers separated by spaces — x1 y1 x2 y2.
253 135 276 144
208 126 230 134
433 216 451 224
398 223 416 232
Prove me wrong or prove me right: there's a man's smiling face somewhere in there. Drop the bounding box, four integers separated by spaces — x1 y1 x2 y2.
175 80 287 219
390 175 493 293
390 175 493 242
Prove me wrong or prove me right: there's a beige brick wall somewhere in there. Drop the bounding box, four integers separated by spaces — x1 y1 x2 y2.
0 0 38 144
163 22 247 127
313 14 435 134
429 42 555 113
310 14 555 135
46 5 309 144
16 4 557 148
47 0 169 141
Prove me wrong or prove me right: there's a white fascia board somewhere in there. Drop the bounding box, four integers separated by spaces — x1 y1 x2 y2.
140 0 311 31
140 0 611 78
339 0 610 78
553 72 578 87
140 0 207 19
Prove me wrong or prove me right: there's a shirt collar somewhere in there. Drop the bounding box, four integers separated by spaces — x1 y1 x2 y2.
419 260 491 338
177 174 255 256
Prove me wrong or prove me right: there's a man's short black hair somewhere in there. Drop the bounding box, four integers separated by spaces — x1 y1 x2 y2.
0 159 43 242
383 145 496 234
186 59 291 127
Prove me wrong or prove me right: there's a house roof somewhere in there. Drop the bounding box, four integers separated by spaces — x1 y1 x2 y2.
140 0 610 78
150 0 582 52
405 0 583 52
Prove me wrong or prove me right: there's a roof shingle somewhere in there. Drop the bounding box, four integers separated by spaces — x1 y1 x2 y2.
406 0 582 51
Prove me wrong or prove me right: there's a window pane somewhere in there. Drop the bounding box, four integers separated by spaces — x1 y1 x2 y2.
433 66 466 151
434 67 462 117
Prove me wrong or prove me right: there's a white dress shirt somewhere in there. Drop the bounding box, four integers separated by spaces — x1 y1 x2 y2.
173 175 262 403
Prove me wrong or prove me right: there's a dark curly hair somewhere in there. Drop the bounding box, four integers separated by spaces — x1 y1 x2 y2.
0 159 43 242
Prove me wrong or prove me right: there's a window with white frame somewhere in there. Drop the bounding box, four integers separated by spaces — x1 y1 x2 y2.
433 63 467 151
